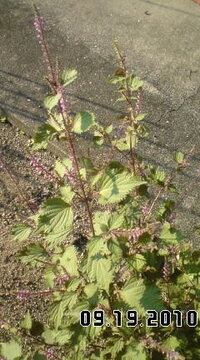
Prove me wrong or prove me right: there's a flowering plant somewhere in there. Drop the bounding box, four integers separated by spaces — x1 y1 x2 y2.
0 6 199 360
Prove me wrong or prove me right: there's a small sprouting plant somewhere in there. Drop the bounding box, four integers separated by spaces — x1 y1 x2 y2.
0 6 199 360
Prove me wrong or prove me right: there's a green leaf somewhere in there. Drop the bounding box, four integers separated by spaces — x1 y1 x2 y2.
113 137 130 151
18 243 48 265
84 284 100 307
49 292 78 329
20 311 32 330
87 237 110 256
72 112 95 134
87 255 114 292
33 123 56 149
129 76 143 91
55 329 73 345
59 185 74 202
44 267 56 288
160 222 185 245
93 211 110 235
42 328 56 345
120 278 164 316
1 341 22 360
54 158 73 178
97 169 146 204
110 338 124 357
135 114 147 121
37 197 73 234
44 94 61 110
122 343 147 360
60 245 78 276
61 69 78 86
45 227 72 247
163 336 182 350
93 132 104 146
129 254 146 273
12 222 32 242
174 151 184 164
47 113 65 132
94 210 125 235
82 157 97 176
108 75 125 84
105 124 113 134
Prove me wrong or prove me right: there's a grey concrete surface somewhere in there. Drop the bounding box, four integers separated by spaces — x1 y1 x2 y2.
0 0 200 243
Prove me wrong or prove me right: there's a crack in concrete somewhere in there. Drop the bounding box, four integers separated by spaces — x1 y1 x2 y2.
157 85 200 123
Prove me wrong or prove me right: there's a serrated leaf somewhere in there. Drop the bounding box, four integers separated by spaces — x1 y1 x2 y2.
84 284 100 306
70 301 90 323
108 75 125 84
54 158 73 178
72 112 95 134
163 336 182 350
47 113 65 132
129 76 143 91
33 123 56 149
55 329 73 345
49 292 78 329
42 328 56 344
113 137 130 151
59 185 74 202
129 254 146 272
20 311 32 330
61 69 77 86
87 255 114 292
67 279 82 292
44 267 56 288
105 124 113 134
45 227 72 247
37 197 73 234
12 222 32 242
97 170 146 204
160 222 185 245
174 152 184 164
120 279 164 316
87 237 110 256
18 243 48 265
94 210 125 235
60 245 78 276
44 94 61 110
110 338 124 357
1 341 22 360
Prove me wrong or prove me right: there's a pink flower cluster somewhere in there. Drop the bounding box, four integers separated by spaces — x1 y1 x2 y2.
57 86 69 114
55 273 70 284
29 155 55 183
144 336 182 360
16 289 52 300
44 349 55 360
33 13 45 47
163 261 170 281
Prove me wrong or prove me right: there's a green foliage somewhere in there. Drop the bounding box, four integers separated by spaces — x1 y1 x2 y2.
72 111 95 134
8 16 200 360
61 68 78 86
0 341 22 360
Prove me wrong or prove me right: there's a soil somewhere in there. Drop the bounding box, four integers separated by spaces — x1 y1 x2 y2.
0 121 58 341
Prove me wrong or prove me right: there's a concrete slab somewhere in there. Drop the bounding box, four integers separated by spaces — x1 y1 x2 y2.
0 0 200 243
